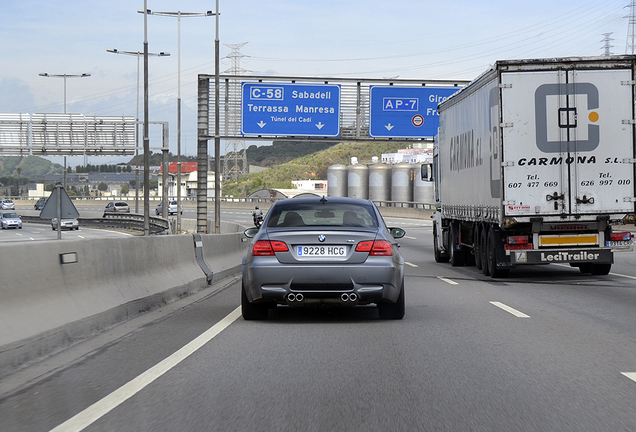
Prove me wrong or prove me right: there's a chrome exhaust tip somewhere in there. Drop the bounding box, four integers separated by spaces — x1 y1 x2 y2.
349 293 358 302
295 293 304 302
341 293 350 302
287 293 297 302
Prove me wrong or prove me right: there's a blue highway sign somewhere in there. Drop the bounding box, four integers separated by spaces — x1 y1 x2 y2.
242 83 341 137
369 86 461 138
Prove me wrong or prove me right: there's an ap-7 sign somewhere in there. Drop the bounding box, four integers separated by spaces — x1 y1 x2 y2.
369 86 461 138
241 82 341 137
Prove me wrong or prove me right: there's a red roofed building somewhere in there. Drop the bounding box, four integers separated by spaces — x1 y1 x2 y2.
159 162 220 199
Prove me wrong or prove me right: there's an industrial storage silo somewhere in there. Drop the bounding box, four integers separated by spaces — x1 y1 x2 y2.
368 163 391 203
413 162 434 204
347 164 369 199
327 164 348 197
391 163 414 203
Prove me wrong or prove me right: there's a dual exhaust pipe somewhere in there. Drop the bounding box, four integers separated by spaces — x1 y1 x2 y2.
286 292 358 303
341 293 358 302
287 293 304 302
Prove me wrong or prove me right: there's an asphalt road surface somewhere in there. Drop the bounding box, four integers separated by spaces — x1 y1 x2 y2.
2 217 636 431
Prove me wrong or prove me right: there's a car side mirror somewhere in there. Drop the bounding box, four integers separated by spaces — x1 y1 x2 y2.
389 227 406 239
244 227 260 238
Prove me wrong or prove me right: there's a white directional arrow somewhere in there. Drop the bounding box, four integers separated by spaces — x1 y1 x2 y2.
257 121 266 128
385 123 394 131
315 122 325 130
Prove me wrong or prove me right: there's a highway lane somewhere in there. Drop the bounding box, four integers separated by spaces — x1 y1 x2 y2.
2 218 636 431
0 222 136 242
8 203 259 241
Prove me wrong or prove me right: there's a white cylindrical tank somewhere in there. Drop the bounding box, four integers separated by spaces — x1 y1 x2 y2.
347 164 369 199
327 164 348 197
391 163 414 203
368 163 391 202
413 162 434 204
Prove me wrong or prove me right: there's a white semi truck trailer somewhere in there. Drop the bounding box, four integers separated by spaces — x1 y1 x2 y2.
430 56 635 277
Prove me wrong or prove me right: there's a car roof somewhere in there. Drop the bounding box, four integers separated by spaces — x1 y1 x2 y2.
272 196 373 208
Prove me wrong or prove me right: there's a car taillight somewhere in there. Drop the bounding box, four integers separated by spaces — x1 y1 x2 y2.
355 240 393 256
610 232 631 241
252 240 289 256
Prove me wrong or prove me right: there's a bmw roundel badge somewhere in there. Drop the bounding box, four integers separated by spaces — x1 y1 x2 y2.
318 235 326 242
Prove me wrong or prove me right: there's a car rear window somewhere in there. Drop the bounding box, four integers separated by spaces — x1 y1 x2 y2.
267 202 378 228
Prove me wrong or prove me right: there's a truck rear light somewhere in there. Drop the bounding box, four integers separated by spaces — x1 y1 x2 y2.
252 240 289 256
507 236 529 245
505 235 532 250
610 232 631 241
355 240 393 256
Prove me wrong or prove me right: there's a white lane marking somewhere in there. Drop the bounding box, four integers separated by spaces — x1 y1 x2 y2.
490 301 530 318
437 276 458 285
404 236 417 239
49 306 242 432
621 372 636 383
609 272 636 281
555 263 636 280
404 261 418 268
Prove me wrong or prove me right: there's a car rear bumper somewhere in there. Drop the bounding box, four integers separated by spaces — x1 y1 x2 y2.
243 259 403 306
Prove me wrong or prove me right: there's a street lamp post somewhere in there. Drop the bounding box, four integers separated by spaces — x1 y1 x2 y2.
139 8 216 234
39 72 91 189
106 48 170 214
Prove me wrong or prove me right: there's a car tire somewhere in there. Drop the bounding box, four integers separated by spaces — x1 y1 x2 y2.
378 281 405 320
241 282 269 320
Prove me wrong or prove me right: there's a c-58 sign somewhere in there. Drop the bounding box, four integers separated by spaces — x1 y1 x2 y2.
241 82 341 137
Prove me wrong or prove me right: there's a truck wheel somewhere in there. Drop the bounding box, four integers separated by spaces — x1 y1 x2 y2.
433 223 450 263
474 227 483 270
450 223 466 267
487 229 509 278
481 228 490 276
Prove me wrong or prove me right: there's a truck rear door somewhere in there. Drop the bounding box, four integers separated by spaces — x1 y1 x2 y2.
500 68 635 218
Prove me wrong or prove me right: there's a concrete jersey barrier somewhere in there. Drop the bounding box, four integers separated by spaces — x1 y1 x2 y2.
0 229 248 379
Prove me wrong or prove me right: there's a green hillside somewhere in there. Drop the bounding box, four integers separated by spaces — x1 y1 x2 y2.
223 141 404 196
0 156 63 179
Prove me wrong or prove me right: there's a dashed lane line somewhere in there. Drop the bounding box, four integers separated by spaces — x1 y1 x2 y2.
621 372 636 383
405 262 418 268
490 301 530 318
437 276 458 285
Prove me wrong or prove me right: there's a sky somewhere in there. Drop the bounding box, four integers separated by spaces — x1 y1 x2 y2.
0 0 631 167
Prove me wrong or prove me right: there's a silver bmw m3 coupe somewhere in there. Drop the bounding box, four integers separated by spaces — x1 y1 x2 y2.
241 196 406 320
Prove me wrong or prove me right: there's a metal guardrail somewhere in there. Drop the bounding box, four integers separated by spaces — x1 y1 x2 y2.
21 214 170 234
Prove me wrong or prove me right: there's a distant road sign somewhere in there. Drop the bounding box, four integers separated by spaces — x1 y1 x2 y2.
40 183 79 219
242 83 341 137
369 86 461 138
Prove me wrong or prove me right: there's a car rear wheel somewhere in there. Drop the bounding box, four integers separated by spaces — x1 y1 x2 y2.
378 281 405 320
241 282 269 320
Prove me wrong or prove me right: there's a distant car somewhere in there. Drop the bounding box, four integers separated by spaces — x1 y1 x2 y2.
51 218 79 231
155 200 183 216
241 196 406 320
0 211 22 229
34 197 47 210
103 201 130 216
1 199 15 210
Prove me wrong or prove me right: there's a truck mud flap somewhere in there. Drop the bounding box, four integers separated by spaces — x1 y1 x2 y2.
512 249 612 265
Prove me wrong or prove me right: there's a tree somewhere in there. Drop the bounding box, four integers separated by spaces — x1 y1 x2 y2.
98 182 109 192
121 185 130 195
